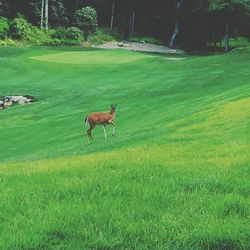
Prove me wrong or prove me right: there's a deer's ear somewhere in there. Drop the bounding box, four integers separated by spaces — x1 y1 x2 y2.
111 104 114 108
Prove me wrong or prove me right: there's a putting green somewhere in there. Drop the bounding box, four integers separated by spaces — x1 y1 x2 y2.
30 50 153 64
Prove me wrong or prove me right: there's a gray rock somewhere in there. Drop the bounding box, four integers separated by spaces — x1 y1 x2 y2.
117 42 124 47
0 100 4 109
12 96 23 103
0 95 35 110
4 96 12 101
4 100 13 107
169 49 177 54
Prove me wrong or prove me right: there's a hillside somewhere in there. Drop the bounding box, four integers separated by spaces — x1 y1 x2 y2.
0 46 249 249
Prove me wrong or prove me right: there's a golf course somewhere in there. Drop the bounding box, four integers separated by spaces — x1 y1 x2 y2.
0 45 249 249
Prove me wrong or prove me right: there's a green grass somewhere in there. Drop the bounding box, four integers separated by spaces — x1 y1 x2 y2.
0 45 249 249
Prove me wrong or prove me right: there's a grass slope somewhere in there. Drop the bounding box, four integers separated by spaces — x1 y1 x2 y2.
0 46 249 249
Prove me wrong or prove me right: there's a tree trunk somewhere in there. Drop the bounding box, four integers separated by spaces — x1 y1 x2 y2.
225 19 230 53
40 0 44 29
128 0 135 36
45 0 48 30
169 17 180 48
110 0 116 29
169 0 184 48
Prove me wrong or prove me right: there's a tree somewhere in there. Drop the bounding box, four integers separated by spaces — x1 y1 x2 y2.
40 0 48 29
110 0 116 29
40 0 44 29
169 0 184 48
50 0 69 27
75 6 97 41
128 0 136 35
208 0 250 52
45 0 48 30
0 0 10 17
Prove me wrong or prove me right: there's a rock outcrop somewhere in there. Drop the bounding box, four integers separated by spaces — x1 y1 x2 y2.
0 95 36 110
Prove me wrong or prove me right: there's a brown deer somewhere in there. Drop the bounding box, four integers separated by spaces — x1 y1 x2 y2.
85 104 117 141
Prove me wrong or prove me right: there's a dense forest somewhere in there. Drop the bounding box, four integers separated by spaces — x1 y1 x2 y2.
0 0 250 50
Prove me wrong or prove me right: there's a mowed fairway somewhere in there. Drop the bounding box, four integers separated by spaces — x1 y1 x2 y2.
0 46 249 249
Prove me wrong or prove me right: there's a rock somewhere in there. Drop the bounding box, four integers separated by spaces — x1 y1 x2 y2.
19 97 32 105
169 49 177 54
12 95 23 103
117 42 124 47
122 41 129 47
18 99 26 105
24 95 36 102
0 95 35 110
4 100 13 107
0 100 4 109
4 96 12 102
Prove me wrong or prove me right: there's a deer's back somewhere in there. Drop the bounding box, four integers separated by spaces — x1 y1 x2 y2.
87 112 113 125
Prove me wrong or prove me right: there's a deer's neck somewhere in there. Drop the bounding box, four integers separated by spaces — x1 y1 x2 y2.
110 110 116 117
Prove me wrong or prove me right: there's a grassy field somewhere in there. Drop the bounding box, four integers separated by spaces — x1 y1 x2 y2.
0 45 249 249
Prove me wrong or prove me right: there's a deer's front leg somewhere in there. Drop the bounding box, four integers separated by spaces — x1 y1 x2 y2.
103 125 107 139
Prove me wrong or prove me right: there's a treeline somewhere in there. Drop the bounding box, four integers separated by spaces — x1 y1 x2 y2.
0 0 250 50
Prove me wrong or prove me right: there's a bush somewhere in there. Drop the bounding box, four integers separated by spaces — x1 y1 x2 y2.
9 15 31 40
104 27 124 40
0 38 20 46
50 27 83 45
26 26 53 45
66 27 82 40
51 27 67 39
88 28 115 45
0 17 9 39
52 27 82 40
75 6 97 41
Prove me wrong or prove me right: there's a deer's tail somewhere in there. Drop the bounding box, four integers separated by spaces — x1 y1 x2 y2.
84 116 88 126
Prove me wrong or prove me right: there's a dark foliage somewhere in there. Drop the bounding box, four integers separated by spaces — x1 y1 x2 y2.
0 0 250 49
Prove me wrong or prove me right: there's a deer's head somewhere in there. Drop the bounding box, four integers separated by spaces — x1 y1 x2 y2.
110 104 117 113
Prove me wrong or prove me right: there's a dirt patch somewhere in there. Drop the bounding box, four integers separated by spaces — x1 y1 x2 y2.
93 41 184 55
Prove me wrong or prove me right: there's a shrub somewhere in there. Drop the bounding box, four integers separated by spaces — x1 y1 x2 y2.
105 27 124 40
51 27 68 39
88 28 114 45
0 39 20 46
0 17 9 39
75 6 97 41
52 27 82 40
66 27 82 40
50 27 83 45
10 15 31 40
26 26 53 45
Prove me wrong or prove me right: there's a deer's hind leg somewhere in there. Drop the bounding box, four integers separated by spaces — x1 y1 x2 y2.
110 122 115 136
87 123 95 141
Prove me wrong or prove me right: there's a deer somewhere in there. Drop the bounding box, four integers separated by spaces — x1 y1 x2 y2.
85 104 117 141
